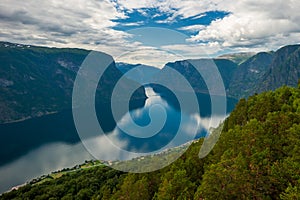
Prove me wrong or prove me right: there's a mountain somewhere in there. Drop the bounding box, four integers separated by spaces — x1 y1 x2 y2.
218 52 256 64
116 62 160 84
155 44 300 100
229 45 300 98
213 59 239 90
2 83 299 199
257 45 300 93
228 51 274 98
2 41 299 124
156 58 237 94
149 58 239 116
0 42 146 123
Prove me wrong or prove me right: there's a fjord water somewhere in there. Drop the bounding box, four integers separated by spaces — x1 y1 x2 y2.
0 86 236 193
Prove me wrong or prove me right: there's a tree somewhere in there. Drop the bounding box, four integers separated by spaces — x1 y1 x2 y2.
113 174 150 200
156 169 195 200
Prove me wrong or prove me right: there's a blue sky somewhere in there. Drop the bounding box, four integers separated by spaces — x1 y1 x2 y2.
0 0 300 67
112 8 229 34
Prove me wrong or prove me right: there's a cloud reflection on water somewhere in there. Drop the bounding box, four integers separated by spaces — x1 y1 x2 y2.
0 142 93 193
0 86 228 193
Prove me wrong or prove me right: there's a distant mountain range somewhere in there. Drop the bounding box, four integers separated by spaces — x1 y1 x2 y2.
116 62 160 84
160 44 300 99
1 41 300 123
156 58 237 94
217 52 256 64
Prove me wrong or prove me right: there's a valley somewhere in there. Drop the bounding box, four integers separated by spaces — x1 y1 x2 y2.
0 41 300 197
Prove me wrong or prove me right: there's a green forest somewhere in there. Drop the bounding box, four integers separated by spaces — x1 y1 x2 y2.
1 82 300 200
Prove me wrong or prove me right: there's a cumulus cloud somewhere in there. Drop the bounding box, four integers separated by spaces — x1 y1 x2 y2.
115 0 218 20
1 0 299 59
116 0 300 53
178 25 206 32
0 0 137 55
190 0 300 51
121 21 145 26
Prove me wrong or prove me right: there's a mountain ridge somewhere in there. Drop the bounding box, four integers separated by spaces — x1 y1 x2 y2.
1 41 300 123
0 41 146 123
158 44 300 99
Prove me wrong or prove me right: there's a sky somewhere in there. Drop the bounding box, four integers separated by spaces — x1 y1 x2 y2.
1 0 300 67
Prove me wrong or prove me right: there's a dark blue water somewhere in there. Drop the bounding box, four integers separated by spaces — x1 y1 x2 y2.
0 86 237 193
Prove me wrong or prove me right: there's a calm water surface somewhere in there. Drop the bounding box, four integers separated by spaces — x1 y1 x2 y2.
0 87 236 193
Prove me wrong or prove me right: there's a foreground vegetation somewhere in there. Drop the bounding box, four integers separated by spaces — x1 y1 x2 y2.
1 83 300 199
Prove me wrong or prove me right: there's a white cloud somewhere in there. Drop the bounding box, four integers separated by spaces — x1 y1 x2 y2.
0 0 134 54
178 25 206 32
161 43 222 58
190 0 300 51
115 0 217 19
114 0 154 11
1 0 300 60
116 0 300 53
121 21 145 26
115 47 185 68
191 14 207 20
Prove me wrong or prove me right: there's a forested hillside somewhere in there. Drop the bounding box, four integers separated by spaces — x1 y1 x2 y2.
1 82 300 199
0 42 146 123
